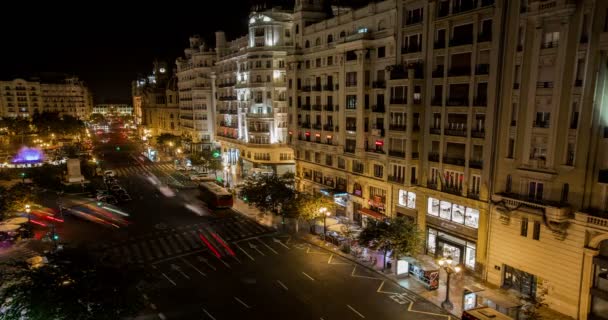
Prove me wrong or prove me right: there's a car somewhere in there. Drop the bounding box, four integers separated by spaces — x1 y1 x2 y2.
109 185 124 192
104 170 116 177
119 194 132 202
100 195 118 205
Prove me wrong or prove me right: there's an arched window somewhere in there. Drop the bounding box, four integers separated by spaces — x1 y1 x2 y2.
353 183 362 196
327 34 333 43
305 40 310 48
339 31 346 38
315 38 321 46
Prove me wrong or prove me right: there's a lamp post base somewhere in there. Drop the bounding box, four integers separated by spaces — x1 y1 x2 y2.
441 300 454 311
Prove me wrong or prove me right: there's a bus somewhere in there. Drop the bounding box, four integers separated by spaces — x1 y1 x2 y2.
198 181 234 209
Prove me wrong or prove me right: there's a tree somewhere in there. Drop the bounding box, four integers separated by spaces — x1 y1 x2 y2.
296 192 336 233
239 172 296 225
193 149 222 177
0 183 38 218
0 248 150 320
357 216 422 271
88 113 105 123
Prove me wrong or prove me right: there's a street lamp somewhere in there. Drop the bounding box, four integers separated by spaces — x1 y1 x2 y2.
437 256 462 310
25 204 31 223
319 207 329 239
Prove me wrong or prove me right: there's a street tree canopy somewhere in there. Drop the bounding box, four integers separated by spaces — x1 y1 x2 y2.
295 192 336 230
0 183 38 220
239 172 296 218
0 248 150 320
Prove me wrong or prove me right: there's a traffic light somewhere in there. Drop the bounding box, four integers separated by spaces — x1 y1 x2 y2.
115 146 121 151
97 201 103 207
52 234 59 241
212 149 221 158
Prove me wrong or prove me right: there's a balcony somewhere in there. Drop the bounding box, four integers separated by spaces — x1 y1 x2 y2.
432 98 443 106
301 105 311 111
434 41 446 49
323 105 334 111
474 96 488 106
218 82 236 88
401 44 422 54
219 121 238 129
427 179 439 189
428 152 440 162
300 123 311 129
449 37 474 47
323 124 334 131
541 41 559 49
443 156 466 166
218 109 237 115
312 85 322 91
388 175 405 183
323 85 334 91
452 0 477 14
344 147 356 154
365 147 385 154
218 96 237 101
312 104 322 111
371 105 385 113
470 159 483 169
467 191 480 200
433 66 445 78
442 185 463 196
346 126 357 132
447 97 469 106
372 81 386 89
599 169 608 184
312 123 321 130
537 81 554 89
575 79 583 87
477 33 492 43
448 66 471 77
491 192 570 223
471 129 485 138
390 97 407 104
248 127 270 133
247 112 274 118
388 150 405 158
405 16 423 26
430 127 441 135
444 128 467 137
533 121 550 128
389 124 406 131
476 64 490 75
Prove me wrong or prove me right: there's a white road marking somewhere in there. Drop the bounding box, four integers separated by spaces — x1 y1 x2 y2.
181 258 206 277
171 264 190 279
152 265 176 286
273 237 290 249
277 280 288 290
158 313 167 320
202 308 217 320
236 243 255 261
248 242 265 256
150 303 157 310
302 272 315 281
258 238 278 254
197 256 217 271
234 296 251 309
219 259 231 269
347 305 365 318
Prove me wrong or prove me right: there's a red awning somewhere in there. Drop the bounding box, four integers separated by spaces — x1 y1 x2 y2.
358 208 385 220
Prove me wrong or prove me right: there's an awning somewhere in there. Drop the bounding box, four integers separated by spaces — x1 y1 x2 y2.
358 208 385 220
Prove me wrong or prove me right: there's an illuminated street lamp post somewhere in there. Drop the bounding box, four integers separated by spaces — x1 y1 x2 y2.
437 256 462 310
25 204 31 223
319 207 330 240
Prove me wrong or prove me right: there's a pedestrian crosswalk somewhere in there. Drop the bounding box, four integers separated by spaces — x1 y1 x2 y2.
112 164 175 177
101 218 274 264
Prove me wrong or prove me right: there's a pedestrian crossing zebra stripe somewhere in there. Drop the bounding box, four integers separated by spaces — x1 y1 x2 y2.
149 239 165 259
174 233 191 251
166 235 183 254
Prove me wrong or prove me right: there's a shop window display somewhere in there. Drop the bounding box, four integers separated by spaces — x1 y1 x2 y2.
427 197 480 229
465 207 479 228
428 198 439 216
452 204 465 224
440 201 452 220
398 190 417 209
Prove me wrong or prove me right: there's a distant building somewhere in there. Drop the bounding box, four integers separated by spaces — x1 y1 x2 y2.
132 60 180 137
0 76 93 119
92 103 133 115
176 36 216 152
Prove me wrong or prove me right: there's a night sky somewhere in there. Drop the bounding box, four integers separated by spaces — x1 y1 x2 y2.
0 1 265 103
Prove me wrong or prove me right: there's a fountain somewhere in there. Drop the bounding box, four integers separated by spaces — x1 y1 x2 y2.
11 147 45 164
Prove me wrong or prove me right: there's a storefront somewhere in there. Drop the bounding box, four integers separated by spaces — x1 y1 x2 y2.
427 227 477 270
320 189 349 217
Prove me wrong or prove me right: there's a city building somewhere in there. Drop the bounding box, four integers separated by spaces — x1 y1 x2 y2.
487 0 608 319
214 8 295 177
287 0 501 277
0 76 92 119
92 103 133 115
131 61 180 137
176 36 216 153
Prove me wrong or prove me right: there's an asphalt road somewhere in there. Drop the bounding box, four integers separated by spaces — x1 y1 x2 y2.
40 127 451 320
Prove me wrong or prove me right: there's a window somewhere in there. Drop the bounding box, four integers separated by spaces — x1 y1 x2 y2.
338 157 345 169
532 221 541 240
327 34 333 43
398 190 416 209
543 31 560 48
377 46 386 58
327 56 333 66
346 95 357 109
346 72 357 87
507 138 515 158
373 164 383 178
427 197 479 228
325 155 333 166
520 218 528 237
528 181 544 200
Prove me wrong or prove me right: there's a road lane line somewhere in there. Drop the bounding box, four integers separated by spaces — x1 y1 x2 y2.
235 243 255 261
181 258 206 277
347 305 365 318
158 313 167 320
151 265 176 286
197 256 217 271
257 238 278 254
234 296 251 309
272 237 290 249
248 242 265 256
150 303 157 310
276 280 288 291
302 272 315 281
202 308 217 320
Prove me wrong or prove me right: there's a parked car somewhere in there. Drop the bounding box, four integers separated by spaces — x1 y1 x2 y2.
104 170 116 177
